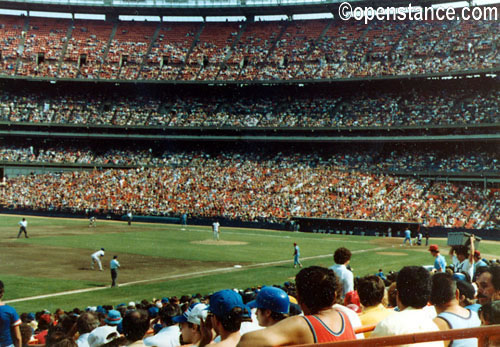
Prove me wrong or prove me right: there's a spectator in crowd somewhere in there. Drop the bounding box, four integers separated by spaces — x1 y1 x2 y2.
104 310 122 330
19 323 32 347
357 275 394 337
247 287 289 327
34 312 52 345
76 312 100 347
329 247 354 300
371 266 443 346
143 304 180 347
88 326 122 347
478 300 500 325
473 251 489 278
429 245 447 273
174 303 208 347
122 309 150 346
449 235 475 280
476 265 500 305
201 289 249 347
478 301 500 346
430 272 481 346
456 280 481 313
45 327 78 347
238 266 356 346
0 280 22 347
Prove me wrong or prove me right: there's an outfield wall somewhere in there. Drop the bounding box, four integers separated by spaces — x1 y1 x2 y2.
292 217 500 242
1 209 498 241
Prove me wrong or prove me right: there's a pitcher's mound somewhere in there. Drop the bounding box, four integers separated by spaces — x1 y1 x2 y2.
192 240 248 246
376 252 407 256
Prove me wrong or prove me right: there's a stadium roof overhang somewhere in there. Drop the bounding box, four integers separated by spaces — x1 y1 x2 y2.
0 0 465 17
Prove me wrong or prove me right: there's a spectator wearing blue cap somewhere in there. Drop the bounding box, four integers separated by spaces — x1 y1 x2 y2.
143 304 181 347
104 310 122 327
200 289 249 347
247 287 289 327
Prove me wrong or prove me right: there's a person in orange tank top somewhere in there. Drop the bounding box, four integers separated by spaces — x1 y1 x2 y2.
237 266 356 346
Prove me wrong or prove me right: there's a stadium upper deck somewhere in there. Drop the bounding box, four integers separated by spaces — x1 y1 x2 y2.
0 8 498 82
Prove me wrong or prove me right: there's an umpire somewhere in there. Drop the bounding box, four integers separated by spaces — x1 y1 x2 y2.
17 218 28 238
110 255 120 287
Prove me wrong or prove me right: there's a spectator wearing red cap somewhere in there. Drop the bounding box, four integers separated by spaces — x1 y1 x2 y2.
473 251 488 278
34 313 52 345
429 245 447 273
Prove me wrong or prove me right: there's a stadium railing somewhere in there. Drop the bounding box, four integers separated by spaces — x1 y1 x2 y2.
296 325 500 346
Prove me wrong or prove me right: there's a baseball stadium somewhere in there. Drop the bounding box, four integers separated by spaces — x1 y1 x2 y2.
0 0 499 345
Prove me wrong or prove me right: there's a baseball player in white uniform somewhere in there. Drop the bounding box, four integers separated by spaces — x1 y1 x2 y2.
212 221 220 241
91 248 105 271
17 218 28 238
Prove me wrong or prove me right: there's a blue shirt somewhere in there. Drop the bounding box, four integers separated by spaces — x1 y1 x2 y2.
110 259 120 270
0 304 21 347
434 254 447 272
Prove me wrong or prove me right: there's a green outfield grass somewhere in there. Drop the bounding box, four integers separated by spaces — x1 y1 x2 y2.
0 214 498 314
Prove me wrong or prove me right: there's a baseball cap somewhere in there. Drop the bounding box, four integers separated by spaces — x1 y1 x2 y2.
452 273 466 282
40 314 52 324
429 245 439 252
173 303 208 325
474 250 481 257
148 307 159 318
104 310 122 325
208 289 249 318
161 297 169 304
247 286 290 314
88 326 119 347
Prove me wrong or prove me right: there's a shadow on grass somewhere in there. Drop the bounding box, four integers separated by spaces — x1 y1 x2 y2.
85 283 108 288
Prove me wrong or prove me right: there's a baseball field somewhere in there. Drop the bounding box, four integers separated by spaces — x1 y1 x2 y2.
1 214 499 314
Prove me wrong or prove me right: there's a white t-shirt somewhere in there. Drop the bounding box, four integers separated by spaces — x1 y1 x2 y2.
371 307 443 346
143 325 180 347
452 255 474 280
19 220 27 228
